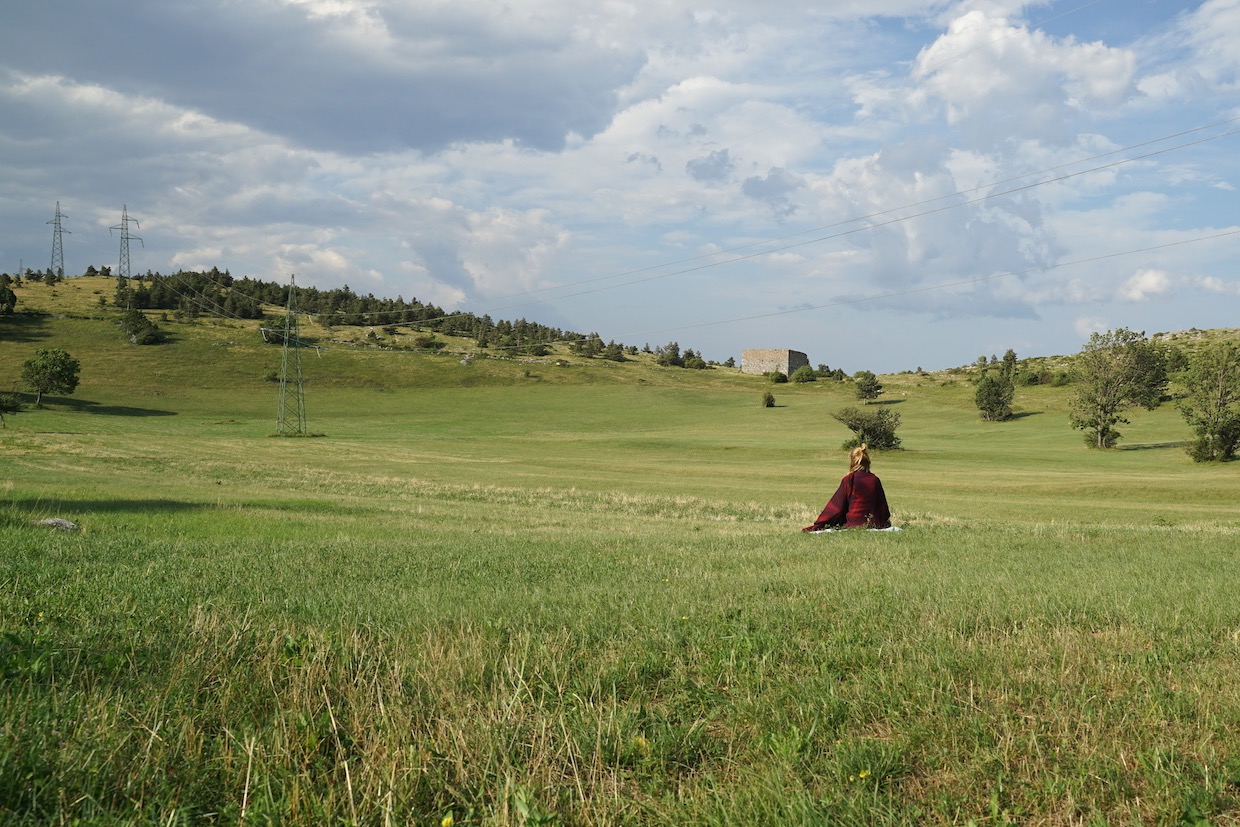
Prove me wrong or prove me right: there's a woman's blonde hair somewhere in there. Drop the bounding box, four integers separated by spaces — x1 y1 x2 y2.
849 444 871 474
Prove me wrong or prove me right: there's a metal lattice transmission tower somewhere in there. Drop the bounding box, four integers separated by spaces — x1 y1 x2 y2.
47 202 70 279
276 276 308 436
110 205 143 279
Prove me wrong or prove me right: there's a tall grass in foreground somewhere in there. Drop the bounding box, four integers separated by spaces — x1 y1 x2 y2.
3 304 1240 823
2 481 1238 825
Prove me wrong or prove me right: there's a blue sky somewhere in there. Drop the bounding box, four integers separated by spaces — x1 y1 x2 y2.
2 0 1237 372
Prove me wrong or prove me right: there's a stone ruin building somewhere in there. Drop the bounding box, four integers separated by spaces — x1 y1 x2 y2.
740 348 810 376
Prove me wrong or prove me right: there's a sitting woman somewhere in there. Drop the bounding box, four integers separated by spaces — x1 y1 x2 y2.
803 443 892 531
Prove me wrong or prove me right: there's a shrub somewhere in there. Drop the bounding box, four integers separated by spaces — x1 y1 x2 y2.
831 406 902 450
769 371 788 384
412 333 445 350
762 391 775 408
118 309 166 345
0 392 21 427
790 366 816 383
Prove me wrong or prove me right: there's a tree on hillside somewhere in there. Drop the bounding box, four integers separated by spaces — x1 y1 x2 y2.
21 348 81 407
0 393 21 427
0 282 16 314
1001 348 1018 379
655 342 683 367
114 275 133 310
853 370 883 403
975 371 1015 421
975 348 1016 421
1177 342 1240 462
1068 329 1167 449
601 340 627 362
831 406 902 450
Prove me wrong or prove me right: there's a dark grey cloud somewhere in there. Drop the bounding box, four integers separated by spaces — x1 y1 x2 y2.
741 167 805 218
686 149 734 182
0 1 645 154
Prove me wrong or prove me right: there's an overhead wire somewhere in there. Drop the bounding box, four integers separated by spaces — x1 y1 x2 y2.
250 116 1237 331
200 1 1129 328
472 127 1240 315
89 115 1239 356
468 115 1240 309
294 119 1238 331
461 227 1240 356
616 228 1240 340
77 1 1237 356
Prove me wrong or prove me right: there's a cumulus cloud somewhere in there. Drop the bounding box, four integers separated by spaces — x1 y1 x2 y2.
742 167 805 218
1118 269 1172 302
686 149 735 182
910 9 1137 147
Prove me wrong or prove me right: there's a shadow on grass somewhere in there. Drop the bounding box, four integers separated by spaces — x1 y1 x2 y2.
0 312 53 343
1009 411 1044 420
1119 441 1187 451
26 395 177 417
7 497 350 520
8 498 212 516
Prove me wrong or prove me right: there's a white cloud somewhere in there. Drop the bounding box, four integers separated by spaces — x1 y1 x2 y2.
1181 0 1240 90
1118 268 1171 302
1197 275 1240 295
909 9 1136 146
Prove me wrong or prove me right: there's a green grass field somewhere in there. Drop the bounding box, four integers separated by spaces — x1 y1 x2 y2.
2 278 1238 825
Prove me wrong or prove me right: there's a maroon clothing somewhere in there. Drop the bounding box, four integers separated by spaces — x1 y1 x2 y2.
804 469 891 530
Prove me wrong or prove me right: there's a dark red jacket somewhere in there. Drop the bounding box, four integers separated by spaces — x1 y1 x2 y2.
805 469 891 530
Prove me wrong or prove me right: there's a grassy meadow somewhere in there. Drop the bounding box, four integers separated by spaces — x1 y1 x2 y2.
2 277 1239 825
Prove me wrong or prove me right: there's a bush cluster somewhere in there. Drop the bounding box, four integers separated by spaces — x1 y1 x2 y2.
831 406 902 450
119 309 165 345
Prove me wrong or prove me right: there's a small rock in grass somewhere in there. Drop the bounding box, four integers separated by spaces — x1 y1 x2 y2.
33 518 79 532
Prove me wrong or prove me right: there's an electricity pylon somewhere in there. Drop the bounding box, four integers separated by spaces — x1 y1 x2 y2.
276 275 308 436
47 202 70 279
110 205 143 279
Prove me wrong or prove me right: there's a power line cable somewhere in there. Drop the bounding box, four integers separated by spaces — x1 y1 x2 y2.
464 228 1240 356
158 112 1238 330
475 116 1238 308
611 228 1240 341
101 116 1237 342
294 118 1239 327
465 125 1240 316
